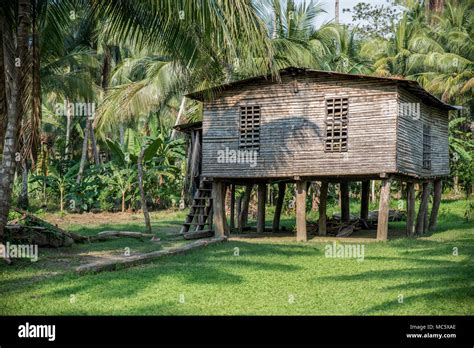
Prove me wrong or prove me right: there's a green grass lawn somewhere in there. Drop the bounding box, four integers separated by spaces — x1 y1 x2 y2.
0 199 473 315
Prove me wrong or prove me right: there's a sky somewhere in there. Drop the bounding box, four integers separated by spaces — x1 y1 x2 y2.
312 0 397 26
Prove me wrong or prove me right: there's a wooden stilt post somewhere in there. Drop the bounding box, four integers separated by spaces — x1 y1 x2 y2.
423 188 430 234
340 182 350 223
236 195 242 228
272 182 286 232
212 180 227 237
296 181 308 241
229 184 235 232
415 182 430 235
238 185 252 232
360 180 370 221
318 181 328 236
406 181 415 236
377 178 391 241
429 179 442 231
257 183 266 233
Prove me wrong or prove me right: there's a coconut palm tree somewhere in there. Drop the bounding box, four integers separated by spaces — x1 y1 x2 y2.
94 0 273 84
413 0 474 104
0 0 33 241
242 0 329 74
320 24 371 73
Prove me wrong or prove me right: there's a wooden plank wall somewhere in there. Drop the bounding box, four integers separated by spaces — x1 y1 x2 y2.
201 73 399 178
396 87 450 178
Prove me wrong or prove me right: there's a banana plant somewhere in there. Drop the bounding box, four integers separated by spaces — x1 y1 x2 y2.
31 161 78 212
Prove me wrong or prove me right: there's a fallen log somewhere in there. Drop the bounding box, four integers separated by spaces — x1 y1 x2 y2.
97 231 154 239
11 208 88 244
4 224 74 247
6 225 45 231
75 236 227 274
183 230 214 240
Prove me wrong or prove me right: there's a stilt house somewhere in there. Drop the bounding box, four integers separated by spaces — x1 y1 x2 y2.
176 67 456 241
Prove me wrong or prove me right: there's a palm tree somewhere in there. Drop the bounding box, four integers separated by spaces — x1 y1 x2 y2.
0 0 32 241
231 0 333 77
320 24 371 73
94 0 273 84
415 0 474 104
360 3 467 82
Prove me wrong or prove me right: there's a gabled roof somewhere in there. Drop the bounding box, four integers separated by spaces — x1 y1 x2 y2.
186 67 456 110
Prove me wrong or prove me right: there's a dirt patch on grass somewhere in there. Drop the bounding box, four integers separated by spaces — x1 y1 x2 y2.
43 212 147 229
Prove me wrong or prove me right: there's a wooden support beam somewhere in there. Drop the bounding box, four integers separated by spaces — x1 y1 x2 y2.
236 195 242 229
340 182 350 223
415 182 431 235
429 179 442 231
296 181 308 242
318 182 328 236
360 180 370 221
377 178 391 241
423 196 430 233
406 181 415 236
238 185 252 232
257 183 266 233
212 181 227 237
229 184 235 231
272 182 286 232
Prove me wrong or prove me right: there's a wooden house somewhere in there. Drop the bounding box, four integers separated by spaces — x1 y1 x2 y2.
176 67 456 241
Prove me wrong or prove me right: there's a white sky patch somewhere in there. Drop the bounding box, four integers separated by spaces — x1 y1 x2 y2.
303 0 399 27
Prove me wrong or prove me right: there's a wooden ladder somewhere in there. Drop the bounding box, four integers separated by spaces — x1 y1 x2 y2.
180 179 214 239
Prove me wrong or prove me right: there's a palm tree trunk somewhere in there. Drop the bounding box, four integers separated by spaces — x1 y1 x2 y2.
0 0 32 241
170 97 186 140
138 146 152 233
453 175 460 196
18 160 29 210
30 3 41 165
88 43 111 166
427 0 444 13
121 191 126 213
65 100 71 159
335 0 340 24
89 123 100 165
76 118 90 183
271 11 277 39
0 25 6 154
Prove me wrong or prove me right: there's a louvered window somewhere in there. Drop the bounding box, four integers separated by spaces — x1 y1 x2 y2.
325 97 349 152
239 106 260 149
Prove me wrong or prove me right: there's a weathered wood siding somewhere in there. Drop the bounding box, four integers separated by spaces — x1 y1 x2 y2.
202 74 399 178
396 87 450 177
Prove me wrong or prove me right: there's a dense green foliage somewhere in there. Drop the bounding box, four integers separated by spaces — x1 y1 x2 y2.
9 0 474 213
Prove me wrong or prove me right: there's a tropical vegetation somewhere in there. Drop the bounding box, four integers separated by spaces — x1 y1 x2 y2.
0 0 472 238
